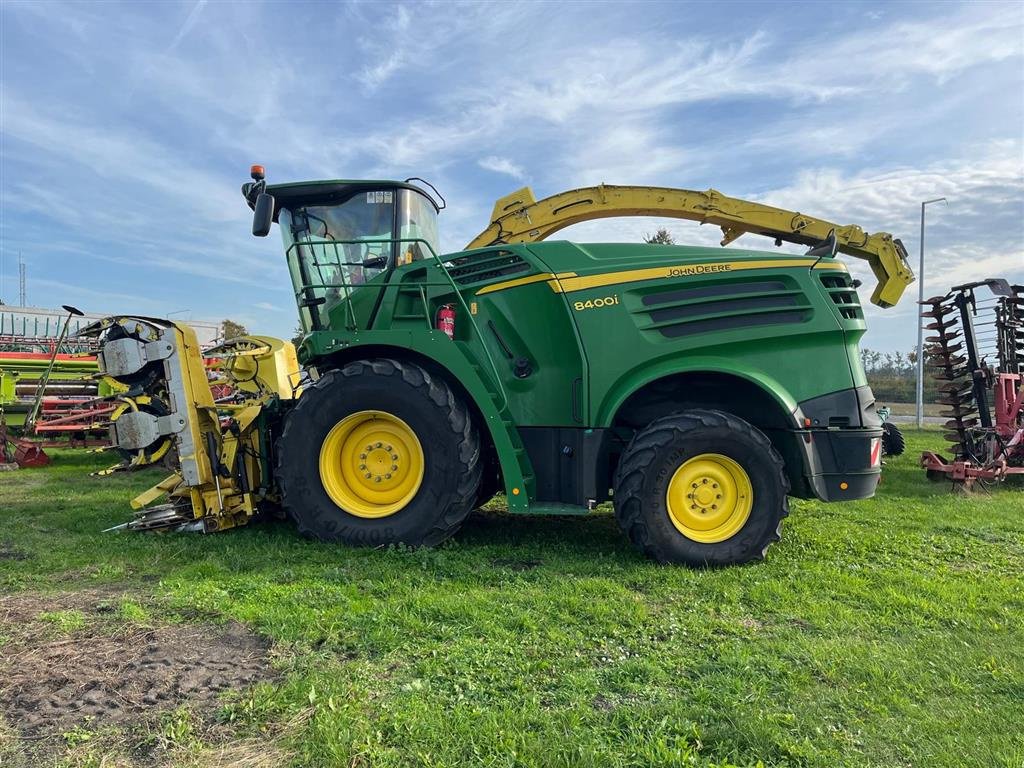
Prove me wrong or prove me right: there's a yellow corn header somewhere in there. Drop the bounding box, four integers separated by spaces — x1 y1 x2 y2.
77 316 300 531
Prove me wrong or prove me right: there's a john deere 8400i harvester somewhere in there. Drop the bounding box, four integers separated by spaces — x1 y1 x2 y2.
80 168 914 566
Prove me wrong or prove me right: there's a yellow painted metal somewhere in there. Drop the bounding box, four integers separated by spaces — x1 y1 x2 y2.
477 258 848 297
474 272 557 295
205 335 301 400
131 473 182 510
83 315 304 532
170 322 221 487
466 185 912 307
665 453 753 544
318 410 425 518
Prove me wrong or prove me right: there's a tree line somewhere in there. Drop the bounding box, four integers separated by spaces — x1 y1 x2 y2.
860 348 937 404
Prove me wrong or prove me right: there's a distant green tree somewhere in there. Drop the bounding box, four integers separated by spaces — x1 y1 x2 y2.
860 348 935 403
221 319 248 340
290 325 304 347
643 228 675 245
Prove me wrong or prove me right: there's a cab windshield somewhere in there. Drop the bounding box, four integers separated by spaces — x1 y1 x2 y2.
280 187 439 331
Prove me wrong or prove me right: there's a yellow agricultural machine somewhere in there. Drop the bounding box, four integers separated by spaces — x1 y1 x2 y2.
76 317 301 531
83 169 913 566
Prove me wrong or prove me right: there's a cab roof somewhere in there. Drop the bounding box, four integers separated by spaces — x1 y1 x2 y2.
266 180 439 212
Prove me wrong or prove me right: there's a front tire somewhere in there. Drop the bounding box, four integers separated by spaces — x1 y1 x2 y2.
613 409 788 567
275 359 481 547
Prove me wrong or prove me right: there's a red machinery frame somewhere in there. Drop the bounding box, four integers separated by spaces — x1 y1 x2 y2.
921 375 1024 485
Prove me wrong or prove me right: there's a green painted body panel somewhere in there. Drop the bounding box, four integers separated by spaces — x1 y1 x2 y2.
295 237 871 513
527 242 859 425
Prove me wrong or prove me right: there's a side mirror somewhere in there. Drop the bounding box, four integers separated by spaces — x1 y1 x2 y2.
252 192 275 237
361 256 388 269
805 229 838 259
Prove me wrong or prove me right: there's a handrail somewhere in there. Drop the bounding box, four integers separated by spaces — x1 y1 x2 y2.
286 235 510 411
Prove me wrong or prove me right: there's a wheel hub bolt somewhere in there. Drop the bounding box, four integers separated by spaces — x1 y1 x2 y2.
375 442 382 448
364 472 372 479
391 454 398 460
374 476 382 483
360 453 367 460
385 473 392 480
359 464 366 470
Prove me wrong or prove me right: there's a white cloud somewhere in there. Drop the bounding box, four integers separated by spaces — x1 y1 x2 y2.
167 0 207 52
477 156 526 181
355 5 415 90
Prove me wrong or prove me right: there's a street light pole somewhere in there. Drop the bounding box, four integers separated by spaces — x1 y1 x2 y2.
916 197 947 428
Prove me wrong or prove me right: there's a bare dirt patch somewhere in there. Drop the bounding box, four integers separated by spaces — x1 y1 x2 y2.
0 592 276 748
0 540 30 561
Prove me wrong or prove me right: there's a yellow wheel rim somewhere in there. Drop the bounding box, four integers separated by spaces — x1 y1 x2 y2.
318 410 424 519
665 453 753 543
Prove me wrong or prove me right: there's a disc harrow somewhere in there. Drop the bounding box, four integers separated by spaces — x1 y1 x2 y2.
920 279 1024 488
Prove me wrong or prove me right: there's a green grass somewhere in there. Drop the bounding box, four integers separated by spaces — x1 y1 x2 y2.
1 431 1022 767
877 402 942 418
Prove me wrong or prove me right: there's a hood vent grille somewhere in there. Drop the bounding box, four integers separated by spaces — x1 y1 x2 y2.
445 250 531 286
636 280 811 338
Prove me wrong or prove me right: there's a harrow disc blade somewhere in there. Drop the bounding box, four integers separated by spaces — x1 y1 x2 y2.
926 341 964 355
936 394 975 406
920 305 957 318
925 333 962 345
940 411 978 422
944 418 979 430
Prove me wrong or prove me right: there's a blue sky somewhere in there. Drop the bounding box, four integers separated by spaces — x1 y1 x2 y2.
1 0 1022 352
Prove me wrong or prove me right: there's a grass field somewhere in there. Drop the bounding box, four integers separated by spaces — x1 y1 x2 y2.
1 430 1022 768
876 402 942 418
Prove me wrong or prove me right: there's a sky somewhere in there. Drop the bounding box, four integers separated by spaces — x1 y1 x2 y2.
1 0 1022 352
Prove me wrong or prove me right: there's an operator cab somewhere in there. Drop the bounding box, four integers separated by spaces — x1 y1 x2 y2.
244 167 441 332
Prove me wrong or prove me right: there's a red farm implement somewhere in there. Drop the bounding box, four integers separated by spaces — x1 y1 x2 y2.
919 279 1024 489
0 305 110 468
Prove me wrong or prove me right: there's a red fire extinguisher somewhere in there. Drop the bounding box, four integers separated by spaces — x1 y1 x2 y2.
436 304 456 340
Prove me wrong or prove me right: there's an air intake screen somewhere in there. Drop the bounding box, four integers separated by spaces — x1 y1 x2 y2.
445 250 531 286
639 280 811 338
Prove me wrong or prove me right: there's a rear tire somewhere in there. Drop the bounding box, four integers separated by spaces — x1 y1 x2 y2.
881 421 905 456
613 409 788 567
275 359 481 547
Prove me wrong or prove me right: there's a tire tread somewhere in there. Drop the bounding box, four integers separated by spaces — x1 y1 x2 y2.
613 408 789 566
